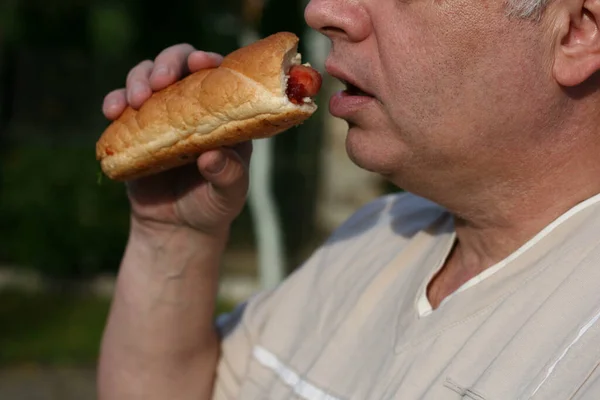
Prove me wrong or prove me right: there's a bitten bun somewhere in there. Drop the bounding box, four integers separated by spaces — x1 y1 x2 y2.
96 32 320 181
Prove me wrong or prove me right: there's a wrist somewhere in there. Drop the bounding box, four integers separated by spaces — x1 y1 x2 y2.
129 216 230 246
119 216 229 297
124 217 231 280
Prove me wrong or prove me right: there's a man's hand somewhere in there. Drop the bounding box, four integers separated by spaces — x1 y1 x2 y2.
102 44 252 237
98 44 245 400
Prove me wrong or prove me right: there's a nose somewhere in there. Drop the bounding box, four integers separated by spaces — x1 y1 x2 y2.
304 0 371 43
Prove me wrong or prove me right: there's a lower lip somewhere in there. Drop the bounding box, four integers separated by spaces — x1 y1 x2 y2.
329 90 376 119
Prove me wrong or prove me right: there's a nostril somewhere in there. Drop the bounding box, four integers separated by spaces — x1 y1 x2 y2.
304 0 346 35
304 0 371 42
321 26 346 36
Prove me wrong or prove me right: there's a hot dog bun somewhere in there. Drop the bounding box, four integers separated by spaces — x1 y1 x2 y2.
96 32 319 181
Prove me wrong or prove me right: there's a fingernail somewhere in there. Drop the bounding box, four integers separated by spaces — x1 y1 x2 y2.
206 153 227 174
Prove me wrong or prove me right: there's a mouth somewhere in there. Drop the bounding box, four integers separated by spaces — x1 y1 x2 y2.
325 60 376 99
340 79 375 98
325 62 378 119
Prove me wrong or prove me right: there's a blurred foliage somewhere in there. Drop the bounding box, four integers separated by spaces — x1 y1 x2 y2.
0 1 21 43
0 0 328 278
0 143 130 278
0 287 111 366
88 3 137 58
0 286 235 366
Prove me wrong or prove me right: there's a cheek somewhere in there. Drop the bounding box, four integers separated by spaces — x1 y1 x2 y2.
376 24 538 152
374 37 458 143
371 2 505 135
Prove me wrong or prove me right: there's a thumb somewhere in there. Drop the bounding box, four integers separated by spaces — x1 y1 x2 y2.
198 148 250 213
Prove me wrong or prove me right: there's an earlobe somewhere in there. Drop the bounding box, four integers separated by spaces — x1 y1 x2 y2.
553 0 600 87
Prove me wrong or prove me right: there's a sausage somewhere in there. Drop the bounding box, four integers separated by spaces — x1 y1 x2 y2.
286 65 322 105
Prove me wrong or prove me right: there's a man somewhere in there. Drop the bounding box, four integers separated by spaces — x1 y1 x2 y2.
97 0 600 398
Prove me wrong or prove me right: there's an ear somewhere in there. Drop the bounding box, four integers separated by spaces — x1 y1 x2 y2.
552 0 600 87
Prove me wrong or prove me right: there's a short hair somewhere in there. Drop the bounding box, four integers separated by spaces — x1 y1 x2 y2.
507 0 550 19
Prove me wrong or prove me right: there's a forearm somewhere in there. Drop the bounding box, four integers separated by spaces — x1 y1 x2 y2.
98 219 228 400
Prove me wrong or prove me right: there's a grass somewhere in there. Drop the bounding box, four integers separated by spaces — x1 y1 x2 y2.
0 287 235 367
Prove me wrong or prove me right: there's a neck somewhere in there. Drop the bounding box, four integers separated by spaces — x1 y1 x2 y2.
426 127 600 308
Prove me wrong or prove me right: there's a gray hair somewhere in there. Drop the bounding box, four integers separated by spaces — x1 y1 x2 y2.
507 0 551 19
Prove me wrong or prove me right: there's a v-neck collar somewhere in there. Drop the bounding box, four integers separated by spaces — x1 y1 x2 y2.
391 192 600 353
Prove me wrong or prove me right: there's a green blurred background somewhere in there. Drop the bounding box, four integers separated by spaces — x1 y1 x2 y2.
0 0 391 397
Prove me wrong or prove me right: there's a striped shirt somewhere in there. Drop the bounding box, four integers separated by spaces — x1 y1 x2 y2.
213 192 600 399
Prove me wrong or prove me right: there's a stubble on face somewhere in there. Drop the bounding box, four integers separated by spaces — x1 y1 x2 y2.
343 0 563 204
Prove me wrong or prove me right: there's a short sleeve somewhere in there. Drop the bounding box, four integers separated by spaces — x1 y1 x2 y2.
211 290 274 399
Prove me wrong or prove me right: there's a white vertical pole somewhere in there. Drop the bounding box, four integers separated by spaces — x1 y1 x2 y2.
239 27 287 290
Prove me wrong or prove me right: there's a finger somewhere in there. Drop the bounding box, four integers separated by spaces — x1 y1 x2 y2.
126 60 154 109
187 51 224 73
198 149 250 205
228 141 253 167
102 88 127 120
149 43 197 91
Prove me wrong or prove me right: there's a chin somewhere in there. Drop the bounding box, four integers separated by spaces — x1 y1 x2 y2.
344 125 406 176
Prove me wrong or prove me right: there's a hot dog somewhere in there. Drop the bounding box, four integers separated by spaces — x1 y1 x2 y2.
96 32 321 181
286 65 323 105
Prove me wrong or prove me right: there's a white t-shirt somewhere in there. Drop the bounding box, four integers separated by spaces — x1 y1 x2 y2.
213 192 600 400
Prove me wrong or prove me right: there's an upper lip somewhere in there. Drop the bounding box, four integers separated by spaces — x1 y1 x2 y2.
325 60 375 98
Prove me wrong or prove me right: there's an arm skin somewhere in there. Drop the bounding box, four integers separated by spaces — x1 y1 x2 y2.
97 219 228 400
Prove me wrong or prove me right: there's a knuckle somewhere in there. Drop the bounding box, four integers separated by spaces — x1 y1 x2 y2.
177 42 195 51
158 43 195 62
127 59 153 82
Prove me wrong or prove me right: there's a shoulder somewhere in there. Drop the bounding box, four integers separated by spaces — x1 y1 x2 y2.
326 191 447 244
216 192 448 339
251 191 448 302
